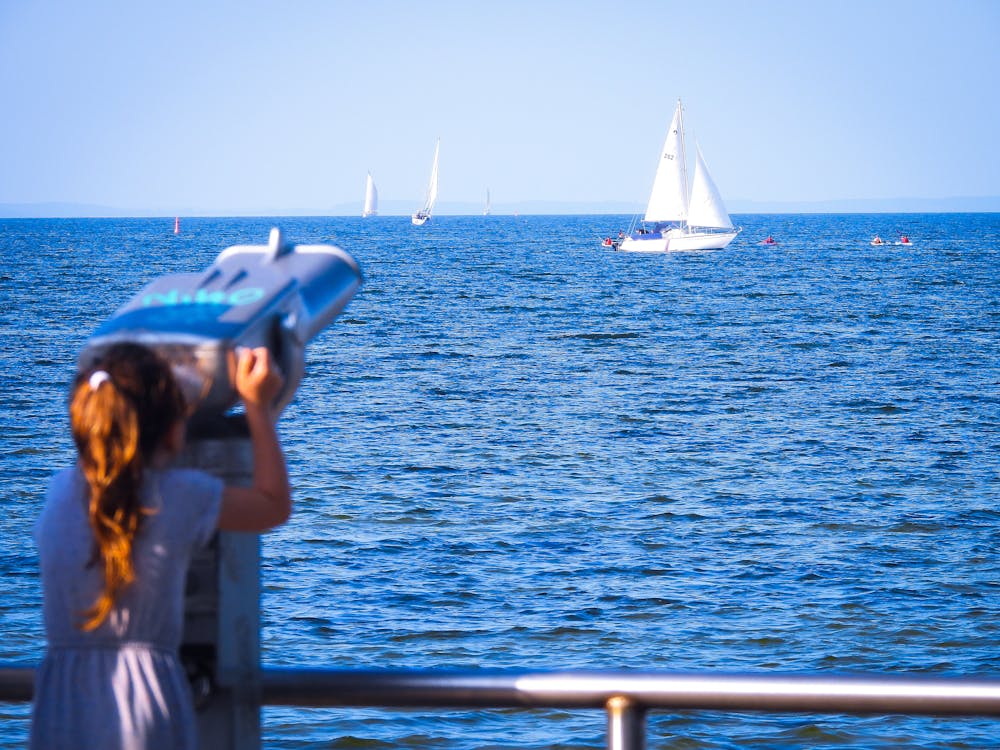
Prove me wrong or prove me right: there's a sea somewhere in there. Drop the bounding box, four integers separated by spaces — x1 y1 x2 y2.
1 213 998 749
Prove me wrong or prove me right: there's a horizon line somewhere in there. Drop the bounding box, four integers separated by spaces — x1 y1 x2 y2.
2 196 1000 219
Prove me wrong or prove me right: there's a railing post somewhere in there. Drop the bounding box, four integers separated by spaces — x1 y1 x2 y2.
606 695 645 750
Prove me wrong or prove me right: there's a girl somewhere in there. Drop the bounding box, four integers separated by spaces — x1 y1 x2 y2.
31 342 292 749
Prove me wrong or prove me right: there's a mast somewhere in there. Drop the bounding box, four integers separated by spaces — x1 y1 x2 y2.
676 98 690 230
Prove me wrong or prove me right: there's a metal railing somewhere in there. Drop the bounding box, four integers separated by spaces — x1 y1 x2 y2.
4 665 1000 750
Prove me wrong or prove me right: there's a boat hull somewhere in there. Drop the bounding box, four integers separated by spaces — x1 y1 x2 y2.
411 214 429 226
618 228 740 253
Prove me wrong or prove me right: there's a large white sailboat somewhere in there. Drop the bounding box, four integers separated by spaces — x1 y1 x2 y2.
412 139 440 226
362 171 378 217
618 99 740 253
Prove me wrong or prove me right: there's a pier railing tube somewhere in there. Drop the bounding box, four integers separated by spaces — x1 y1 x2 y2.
3 666 1000 747
76 228 362 749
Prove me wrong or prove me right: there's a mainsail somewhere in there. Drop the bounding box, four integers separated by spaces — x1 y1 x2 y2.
412 140 440 225
422 139 440 216
362 172 378 217
643 102 688 223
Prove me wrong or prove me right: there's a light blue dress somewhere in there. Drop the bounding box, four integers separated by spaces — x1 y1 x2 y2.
32 467 222 750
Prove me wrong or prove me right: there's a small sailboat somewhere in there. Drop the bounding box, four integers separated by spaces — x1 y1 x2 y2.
617 99 740 253
412 139 440 226
362 172 378 217
174 216 180 235
484 188 491 216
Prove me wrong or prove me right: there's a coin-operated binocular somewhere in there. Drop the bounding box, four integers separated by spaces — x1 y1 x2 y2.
79 228 362 749
80 227 361 420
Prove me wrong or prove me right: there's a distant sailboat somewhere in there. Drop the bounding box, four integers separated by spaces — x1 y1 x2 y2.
174 216 179 234
412 139 440 226
484 188 491 216
362 172 378 217
617 99 740 253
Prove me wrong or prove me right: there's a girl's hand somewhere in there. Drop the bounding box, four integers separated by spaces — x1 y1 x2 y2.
220 346 292 532
235 347 284 409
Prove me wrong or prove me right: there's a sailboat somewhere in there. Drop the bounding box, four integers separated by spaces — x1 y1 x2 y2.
618 99 740 253
484 188 491 216
362 172 378 217
412 139 440 226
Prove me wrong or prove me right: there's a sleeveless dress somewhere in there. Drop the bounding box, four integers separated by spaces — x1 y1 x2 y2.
31 466 223 750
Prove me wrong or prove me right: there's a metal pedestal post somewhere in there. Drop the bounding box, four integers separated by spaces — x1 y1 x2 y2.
179 416 261 750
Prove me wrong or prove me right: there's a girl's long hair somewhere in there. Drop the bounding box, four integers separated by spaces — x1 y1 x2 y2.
70 342 186 630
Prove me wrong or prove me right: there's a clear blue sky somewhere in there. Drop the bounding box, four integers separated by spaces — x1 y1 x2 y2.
2 0 998 213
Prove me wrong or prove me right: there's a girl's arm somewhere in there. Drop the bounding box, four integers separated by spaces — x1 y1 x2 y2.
217 347 292 532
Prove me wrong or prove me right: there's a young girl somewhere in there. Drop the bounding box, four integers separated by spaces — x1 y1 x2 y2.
31 342 292 749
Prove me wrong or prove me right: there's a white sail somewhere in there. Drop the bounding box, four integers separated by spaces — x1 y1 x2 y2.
484 188 491 215
362 172 378 217
424 139 440 214
643 101 688 223
686 146 733 230
412 139 440 225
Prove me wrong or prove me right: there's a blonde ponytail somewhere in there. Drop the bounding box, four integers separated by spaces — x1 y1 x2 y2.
70 344 186 630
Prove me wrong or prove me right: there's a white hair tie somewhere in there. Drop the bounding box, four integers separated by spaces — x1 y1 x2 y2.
89 370 112 391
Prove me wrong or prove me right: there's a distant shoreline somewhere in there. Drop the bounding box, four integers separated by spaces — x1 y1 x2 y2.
2 197 999 219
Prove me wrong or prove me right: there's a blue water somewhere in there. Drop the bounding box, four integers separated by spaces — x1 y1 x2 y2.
1 214 999 748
